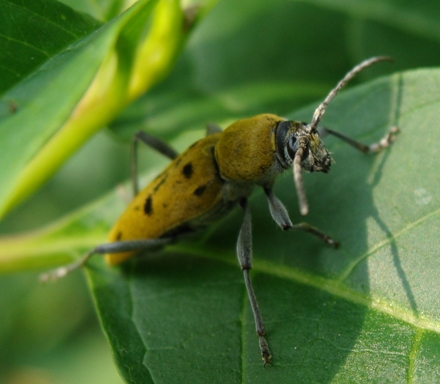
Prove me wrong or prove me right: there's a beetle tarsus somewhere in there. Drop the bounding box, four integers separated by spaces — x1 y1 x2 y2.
40 250 94 282
289 222 339 248
368 126 399 153
259 334 272 366
319 125 399 154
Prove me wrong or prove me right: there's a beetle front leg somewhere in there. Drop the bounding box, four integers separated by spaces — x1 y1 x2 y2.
237 198 272 366
290 222 339 248
318 126 399 153
264 188 339 248
40 237 176 282
264 187 293 230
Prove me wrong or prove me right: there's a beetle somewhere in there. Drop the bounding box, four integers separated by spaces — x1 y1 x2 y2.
42 56 398 365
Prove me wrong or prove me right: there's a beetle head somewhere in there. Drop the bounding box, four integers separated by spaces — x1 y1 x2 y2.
275 121 332 215
276 56 392 215
275 121 332 173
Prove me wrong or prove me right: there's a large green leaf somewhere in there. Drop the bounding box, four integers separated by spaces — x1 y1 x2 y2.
0 0 206 219
87 69 440 382
3 67 438 381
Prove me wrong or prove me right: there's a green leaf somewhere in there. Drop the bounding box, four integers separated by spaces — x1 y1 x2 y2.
88 69 440 382
0 0 206 219
0 0 102 94
110 0 440 143
302 0 440 42
95 68 440 382
109 0 352 139
58 0 128 21
4 67 439 381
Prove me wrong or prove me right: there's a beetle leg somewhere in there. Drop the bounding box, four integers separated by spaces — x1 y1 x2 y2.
205 122 223 136
264 188 339 248
237 198 272 366
264 188 293 230
40 237 177 282
318 126 399 154
131 131 179 195
290 222 339 248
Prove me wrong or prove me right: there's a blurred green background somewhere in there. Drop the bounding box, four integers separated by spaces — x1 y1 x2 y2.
1 0 439 382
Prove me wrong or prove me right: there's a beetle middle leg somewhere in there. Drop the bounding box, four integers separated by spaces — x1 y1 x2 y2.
237 198 272 366
264 188 339 248
131 131 179 195
318 126 399 154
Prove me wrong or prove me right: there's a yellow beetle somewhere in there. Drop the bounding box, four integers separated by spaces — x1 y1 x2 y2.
43 57 398 365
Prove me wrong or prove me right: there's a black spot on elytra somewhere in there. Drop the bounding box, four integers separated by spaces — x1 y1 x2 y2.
193 185 207 196
144 196 153 215
182 163 193 178
116 231 123 241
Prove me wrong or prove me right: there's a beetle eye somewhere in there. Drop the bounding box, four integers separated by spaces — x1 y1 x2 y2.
287 136 297 160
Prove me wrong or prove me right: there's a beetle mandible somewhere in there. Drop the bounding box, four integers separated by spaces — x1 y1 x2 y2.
42 56 399 365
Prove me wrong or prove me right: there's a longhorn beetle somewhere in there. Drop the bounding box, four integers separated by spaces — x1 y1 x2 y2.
42 57 398 365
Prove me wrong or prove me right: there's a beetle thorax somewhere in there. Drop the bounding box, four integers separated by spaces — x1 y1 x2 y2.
214 114 286 186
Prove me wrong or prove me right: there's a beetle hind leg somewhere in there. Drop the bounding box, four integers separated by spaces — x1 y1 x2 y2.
39 249 95 282
39 237 177 282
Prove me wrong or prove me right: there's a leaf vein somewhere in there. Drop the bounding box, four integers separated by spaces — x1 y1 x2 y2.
338 206 440 282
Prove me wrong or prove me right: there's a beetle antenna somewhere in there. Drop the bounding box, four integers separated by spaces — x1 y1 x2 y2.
293 147 308 215
309 56 393 133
